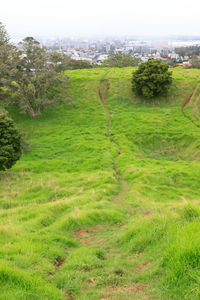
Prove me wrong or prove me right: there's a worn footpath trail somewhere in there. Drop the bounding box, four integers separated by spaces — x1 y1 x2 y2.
98 77 130 207
182 85 198 114
182 84 200 128
98 79 112 134
72 78 150 299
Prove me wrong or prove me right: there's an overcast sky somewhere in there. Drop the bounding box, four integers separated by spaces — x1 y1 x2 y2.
1 0 200 38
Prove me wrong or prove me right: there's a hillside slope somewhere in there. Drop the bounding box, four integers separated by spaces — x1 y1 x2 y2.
1 67 200 299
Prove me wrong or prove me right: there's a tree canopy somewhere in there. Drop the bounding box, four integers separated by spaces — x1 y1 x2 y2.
102 54 140 68
9 37 70 117
175 46 200 58
132 58 173 98
1 36 71 117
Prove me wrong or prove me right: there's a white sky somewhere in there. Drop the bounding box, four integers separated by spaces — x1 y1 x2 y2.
1 0 200 38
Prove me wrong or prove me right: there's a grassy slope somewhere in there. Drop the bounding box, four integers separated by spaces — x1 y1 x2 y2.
1 67 200 299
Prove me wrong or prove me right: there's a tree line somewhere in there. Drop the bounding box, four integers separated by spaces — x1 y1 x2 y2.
175 46 200 58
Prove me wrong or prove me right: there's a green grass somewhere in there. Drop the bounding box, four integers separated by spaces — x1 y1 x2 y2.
1 67 200 299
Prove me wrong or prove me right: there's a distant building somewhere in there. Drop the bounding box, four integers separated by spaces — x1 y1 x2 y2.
106 44 111 52
160 58 168 62
140 57 149 62
92 54 108 64
168 52 179 60
176 61 191 67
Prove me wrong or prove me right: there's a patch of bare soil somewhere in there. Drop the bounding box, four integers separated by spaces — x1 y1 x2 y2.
136 261 151 273
182 88 197 113
74 224 123 246
81 237 96 246
74 227 108 246
64 293 75 300
88 225 106 232
74 229 93 245
107 283 148 293
74 229 87 238
74 226 107 239
143 211 151 216
54 258 65 268
101 284 148 299
126 253 140 261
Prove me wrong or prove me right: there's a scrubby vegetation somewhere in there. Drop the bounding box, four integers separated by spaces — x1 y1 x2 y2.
1 67 200 299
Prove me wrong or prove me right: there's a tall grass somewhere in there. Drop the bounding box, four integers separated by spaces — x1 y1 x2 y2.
0 67 200 299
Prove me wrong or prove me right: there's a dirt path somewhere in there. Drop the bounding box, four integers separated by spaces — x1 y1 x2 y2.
182 85 200 128
182 86 197 115
98 77 130 207
98 79 112 135
72 78 150 298
113 179 131 210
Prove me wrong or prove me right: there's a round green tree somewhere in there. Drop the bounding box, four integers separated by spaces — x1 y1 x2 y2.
0 112 22 171
132 58 173 98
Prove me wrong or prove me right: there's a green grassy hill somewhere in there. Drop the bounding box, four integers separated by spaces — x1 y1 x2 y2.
1 67 200 299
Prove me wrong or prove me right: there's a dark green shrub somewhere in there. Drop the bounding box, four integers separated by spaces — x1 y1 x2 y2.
132 58 173 98
0 112 21 171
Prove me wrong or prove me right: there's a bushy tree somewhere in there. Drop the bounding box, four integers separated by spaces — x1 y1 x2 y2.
6 37 71 117
8 37 71 117
132 58 173 98
0 112 21 171
102 54 140 68
0 29 71 117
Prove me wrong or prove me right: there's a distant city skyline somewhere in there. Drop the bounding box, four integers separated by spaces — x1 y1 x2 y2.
1 0 200 39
